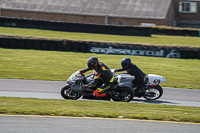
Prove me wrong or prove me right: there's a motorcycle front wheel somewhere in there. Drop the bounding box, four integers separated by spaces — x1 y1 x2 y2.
111 87 134 102
61 85 82 100
143 85 163 100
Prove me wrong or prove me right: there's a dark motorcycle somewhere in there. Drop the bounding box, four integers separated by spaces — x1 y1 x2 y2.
61 70 134 102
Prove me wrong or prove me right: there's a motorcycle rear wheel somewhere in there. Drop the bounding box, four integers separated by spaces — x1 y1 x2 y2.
61 85 82 100
111 87 134 102
143 85 163 100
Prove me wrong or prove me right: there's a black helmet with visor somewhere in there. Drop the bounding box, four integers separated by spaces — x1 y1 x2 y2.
121 57 132 70
87 57 99 70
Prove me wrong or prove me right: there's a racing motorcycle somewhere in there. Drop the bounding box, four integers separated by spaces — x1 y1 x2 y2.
114 71 166 100
61 70 135 102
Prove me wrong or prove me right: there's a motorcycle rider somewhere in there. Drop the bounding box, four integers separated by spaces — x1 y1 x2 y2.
114 57 146 96
80 57 114 98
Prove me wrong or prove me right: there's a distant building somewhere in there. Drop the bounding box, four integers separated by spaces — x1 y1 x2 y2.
0 0 199 28
174 0 200 28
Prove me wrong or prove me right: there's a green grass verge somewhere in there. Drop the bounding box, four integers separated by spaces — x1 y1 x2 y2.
0 97 200 123
0 27 200 47
0 48 200 89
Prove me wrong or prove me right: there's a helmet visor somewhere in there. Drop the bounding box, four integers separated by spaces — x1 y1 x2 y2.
121 61 130 70
88 62 96 70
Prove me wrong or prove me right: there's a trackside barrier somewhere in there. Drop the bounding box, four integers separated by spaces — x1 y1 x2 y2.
151 28 199 37
0 36 199 59
0 17 199 37
0 17 151 37
199 30 200 37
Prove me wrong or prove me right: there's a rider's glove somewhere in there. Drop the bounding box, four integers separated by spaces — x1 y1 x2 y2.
79 70 84 74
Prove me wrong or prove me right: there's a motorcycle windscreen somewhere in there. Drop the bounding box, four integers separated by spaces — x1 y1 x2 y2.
147 74 166 87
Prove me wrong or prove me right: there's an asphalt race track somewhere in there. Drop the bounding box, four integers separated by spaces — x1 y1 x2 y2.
0 115 200 133
0 79 200 107
0 78 200 133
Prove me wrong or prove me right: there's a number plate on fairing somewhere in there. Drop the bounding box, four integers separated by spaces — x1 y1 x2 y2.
147 74 165 87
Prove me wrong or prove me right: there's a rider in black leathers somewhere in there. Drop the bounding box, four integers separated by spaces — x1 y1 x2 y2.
80 57 114 98
114 57 146 96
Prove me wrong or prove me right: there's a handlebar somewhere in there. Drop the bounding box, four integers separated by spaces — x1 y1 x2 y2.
80 73 86 81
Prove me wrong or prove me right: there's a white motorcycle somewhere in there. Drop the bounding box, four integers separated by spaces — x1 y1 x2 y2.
114 71 166 100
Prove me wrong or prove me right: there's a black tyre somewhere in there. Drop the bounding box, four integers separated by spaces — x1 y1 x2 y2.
143 85 163 100
61 85 82 100
111 87 134 102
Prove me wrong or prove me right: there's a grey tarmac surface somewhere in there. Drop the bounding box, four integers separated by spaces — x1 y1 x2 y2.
0 78 200 107
0 115 200 133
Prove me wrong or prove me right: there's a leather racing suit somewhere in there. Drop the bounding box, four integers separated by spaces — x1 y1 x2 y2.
82 62 114 97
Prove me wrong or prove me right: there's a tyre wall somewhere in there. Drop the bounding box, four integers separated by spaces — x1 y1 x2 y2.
0 36 199 59
152 28 199 37
0 17 151 37
0 17 199 37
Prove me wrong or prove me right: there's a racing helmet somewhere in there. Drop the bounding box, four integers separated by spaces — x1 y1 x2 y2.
87 57 99 70
121 57 132 70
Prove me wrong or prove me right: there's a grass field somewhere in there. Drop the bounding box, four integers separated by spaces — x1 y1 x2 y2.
1 97 200 123
0 27 200 47
0 48 200 89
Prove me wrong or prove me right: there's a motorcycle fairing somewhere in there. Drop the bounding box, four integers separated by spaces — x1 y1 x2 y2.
147 74 166 87
117 73 135 86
